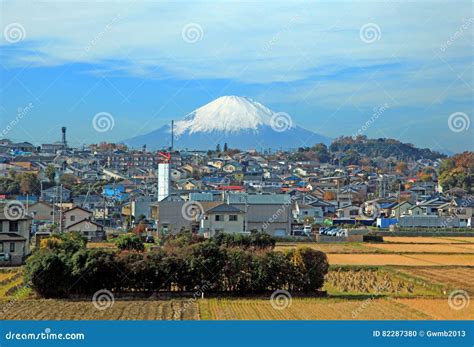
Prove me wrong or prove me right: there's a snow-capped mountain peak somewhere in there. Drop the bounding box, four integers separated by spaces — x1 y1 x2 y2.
123 95 331 150
174 96 275 135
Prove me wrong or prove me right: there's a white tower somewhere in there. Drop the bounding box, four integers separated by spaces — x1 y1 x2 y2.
157 152 170 202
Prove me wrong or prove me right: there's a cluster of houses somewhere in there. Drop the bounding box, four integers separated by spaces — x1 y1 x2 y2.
0 136 472 265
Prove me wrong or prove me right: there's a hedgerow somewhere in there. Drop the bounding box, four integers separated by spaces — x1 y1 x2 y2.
25 232 328 298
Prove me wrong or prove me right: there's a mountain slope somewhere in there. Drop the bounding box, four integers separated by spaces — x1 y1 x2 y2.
124 96 330 150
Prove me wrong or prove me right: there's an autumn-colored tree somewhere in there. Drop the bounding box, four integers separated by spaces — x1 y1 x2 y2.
323 191 336 201
439 152 473 193
18 173 40 195
395 162 408 174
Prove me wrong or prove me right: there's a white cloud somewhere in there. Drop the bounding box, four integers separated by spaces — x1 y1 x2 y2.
1 0 471 85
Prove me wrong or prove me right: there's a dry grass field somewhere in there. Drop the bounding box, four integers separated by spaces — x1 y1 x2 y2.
383 237 473 244
199 297 473 320
364 243 474 253
2 297 472 320
327 253 474 266
2 236 473 321
395 298 474 320
1 299 200 320
275 242 374 253
396 267 474 294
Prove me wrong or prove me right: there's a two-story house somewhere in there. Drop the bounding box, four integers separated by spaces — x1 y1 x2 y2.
0 208 31 265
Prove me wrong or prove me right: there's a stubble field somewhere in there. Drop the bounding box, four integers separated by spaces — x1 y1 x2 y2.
1 236 473 320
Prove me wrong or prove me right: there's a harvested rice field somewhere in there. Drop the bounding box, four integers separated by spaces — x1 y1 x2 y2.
364 243 474 253
0 299 200 320
327 253 474 266
2 297 472 320
383 236 474 244
198 297 473 320
396 267 474 294
274 242 374 253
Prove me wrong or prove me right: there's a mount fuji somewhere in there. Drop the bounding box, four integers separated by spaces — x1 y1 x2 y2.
123 96 330 150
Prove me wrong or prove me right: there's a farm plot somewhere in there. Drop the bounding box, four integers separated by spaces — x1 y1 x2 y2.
383 237 472 244
396 267 474 294
325 268 441 296
2 297 472 320
1 299 200 320
0 269 25 298
395 298 474 320
327 253 474 266
364 243 474 254
199 297 472 320
275 242 374 253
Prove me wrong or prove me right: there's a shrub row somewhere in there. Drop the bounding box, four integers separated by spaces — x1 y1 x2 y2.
25 238 328 298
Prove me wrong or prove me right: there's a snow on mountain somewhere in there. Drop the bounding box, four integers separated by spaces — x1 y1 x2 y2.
174 96 275 135
123 96 330 150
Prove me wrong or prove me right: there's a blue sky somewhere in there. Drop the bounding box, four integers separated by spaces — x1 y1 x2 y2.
0 0 472 153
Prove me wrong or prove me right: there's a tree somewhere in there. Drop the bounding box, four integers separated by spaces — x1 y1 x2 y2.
439 152 474 193
216 144 221 153
59 173 77 189
223 143 228 152
115 233 144 251
45 165 56 183
17 173 40 195
395 162 408 175
340 150 361 166
312 143 330 163
25 250 73 298
323 191 336 201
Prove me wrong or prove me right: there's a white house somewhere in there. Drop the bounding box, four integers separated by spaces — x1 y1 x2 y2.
200 204 245 236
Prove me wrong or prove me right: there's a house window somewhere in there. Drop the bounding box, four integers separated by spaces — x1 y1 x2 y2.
350 210 358 216
10 243 15 252
229 215 238 222
0 222 3 232
9 221 18 232
70 215 75 222
215 215 223 222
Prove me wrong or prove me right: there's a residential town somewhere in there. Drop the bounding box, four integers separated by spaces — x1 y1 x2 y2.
0 130 472 265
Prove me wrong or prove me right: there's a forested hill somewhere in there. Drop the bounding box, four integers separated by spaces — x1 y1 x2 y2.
329 136 446 161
